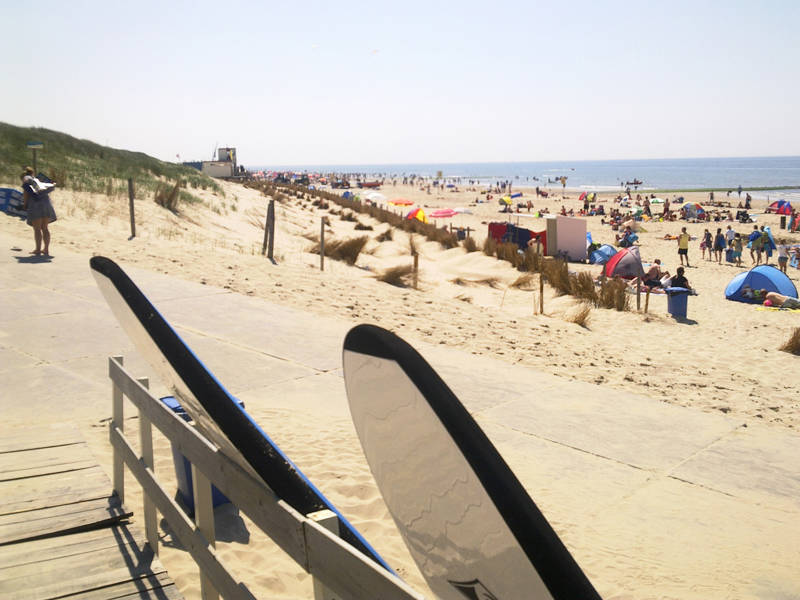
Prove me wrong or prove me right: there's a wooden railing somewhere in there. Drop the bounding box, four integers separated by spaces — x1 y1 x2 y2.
108 355 424 600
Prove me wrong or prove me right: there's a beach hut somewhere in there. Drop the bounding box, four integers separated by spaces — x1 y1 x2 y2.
724 265 798 303
590 244 617 265
602 246 644 279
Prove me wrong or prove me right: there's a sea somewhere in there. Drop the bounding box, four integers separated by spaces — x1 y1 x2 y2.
256 156 800 199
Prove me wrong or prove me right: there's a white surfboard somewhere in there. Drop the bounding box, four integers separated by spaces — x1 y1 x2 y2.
343 324 600 600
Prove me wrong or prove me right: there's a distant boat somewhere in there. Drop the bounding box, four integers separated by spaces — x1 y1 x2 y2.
625 179 643 186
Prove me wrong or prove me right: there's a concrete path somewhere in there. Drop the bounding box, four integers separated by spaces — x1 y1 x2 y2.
1 232 798 599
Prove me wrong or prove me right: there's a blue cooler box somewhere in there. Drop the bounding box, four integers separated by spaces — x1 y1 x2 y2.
665 286 690 318
160 396 244 513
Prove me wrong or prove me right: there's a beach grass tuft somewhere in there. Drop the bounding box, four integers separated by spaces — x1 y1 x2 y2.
376 228 393 242
565 303 592 327
462 236 478 252
509 273 535 289
779 328 800 355
308 236 369 265
376 264 415 287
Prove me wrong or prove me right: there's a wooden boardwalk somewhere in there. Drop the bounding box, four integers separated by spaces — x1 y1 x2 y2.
0 425 183 600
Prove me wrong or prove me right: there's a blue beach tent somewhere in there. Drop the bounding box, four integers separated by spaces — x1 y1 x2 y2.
589 244 617 265
724 265 797 303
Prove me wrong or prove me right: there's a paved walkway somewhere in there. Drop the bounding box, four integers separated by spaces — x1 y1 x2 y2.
1 232 798 598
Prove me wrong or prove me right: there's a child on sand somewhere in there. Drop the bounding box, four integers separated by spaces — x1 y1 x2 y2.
733 234 743 267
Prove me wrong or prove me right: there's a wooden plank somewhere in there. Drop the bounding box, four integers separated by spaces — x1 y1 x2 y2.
0 459 98 482
0 464 110 496
0 430 83 454
0 442 96 476
0 496 130 545
0 562 167 600
0 526 184 600
0 483 113 515
0 526 126 567
64 573 183 600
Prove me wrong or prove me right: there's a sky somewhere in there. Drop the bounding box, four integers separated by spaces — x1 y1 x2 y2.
2 0 799 166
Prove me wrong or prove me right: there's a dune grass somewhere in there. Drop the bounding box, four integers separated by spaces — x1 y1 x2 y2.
565 303 592 327
376 264 415 287
779 328 800 355
0 122 220 207
308 236 369 265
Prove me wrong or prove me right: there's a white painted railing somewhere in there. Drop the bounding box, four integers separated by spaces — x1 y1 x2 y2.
108 355 424 600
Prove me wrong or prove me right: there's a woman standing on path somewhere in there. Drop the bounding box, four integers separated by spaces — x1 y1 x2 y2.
20 167 57 256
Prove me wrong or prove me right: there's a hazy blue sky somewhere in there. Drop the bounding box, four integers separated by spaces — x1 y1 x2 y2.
3 0 798 166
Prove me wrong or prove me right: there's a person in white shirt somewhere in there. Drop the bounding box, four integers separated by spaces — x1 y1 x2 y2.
777 243 790 273
725 225 736 246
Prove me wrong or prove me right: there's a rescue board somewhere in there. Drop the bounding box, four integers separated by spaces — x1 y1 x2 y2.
90 256 392 571
342 324 600 599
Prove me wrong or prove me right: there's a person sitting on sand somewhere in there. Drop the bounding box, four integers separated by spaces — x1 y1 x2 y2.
642 259 668 288
670 266 692 290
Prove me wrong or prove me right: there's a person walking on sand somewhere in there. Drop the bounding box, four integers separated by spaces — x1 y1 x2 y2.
677 226 691 266
733 233 744 267
701 228 712 260
778 242 790 273
20 167 57 257
748 225 762 265
713 227 726 264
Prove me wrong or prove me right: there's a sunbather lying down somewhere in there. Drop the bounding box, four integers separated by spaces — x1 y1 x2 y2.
764 291 800 309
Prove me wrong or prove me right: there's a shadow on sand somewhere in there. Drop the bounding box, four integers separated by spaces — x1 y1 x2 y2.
14 254 52 263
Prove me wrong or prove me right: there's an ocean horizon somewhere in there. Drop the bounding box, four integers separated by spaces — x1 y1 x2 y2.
252 156 800 196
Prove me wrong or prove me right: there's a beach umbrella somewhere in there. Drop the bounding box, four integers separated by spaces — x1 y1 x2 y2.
389 198 414 206
429 208 457 219
366 191 386 202
651 197 665 204
579 192 587 202
407 208 428 223
499 196 512 205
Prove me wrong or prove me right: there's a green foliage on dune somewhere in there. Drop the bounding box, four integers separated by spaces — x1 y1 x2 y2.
0 121 222 203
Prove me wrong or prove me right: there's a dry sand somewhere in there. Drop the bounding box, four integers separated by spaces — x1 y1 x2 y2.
2 176 798 599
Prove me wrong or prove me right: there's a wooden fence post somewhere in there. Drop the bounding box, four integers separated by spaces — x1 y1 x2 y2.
192 462 218 600
636 278 641 310
310 510 343 600
111 356 124 504
644 288 651 314
320 218 325 271
261 205 270 256
413 253 419 289
128 179 136 238
267 199 275 261
539 272 544 314
137 377 158 554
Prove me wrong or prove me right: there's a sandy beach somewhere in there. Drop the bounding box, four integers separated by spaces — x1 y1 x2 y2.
2 176 799 599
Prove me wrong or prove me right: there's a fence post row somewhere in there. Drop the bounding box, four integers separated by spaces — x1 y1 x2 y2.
107 356 423 600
